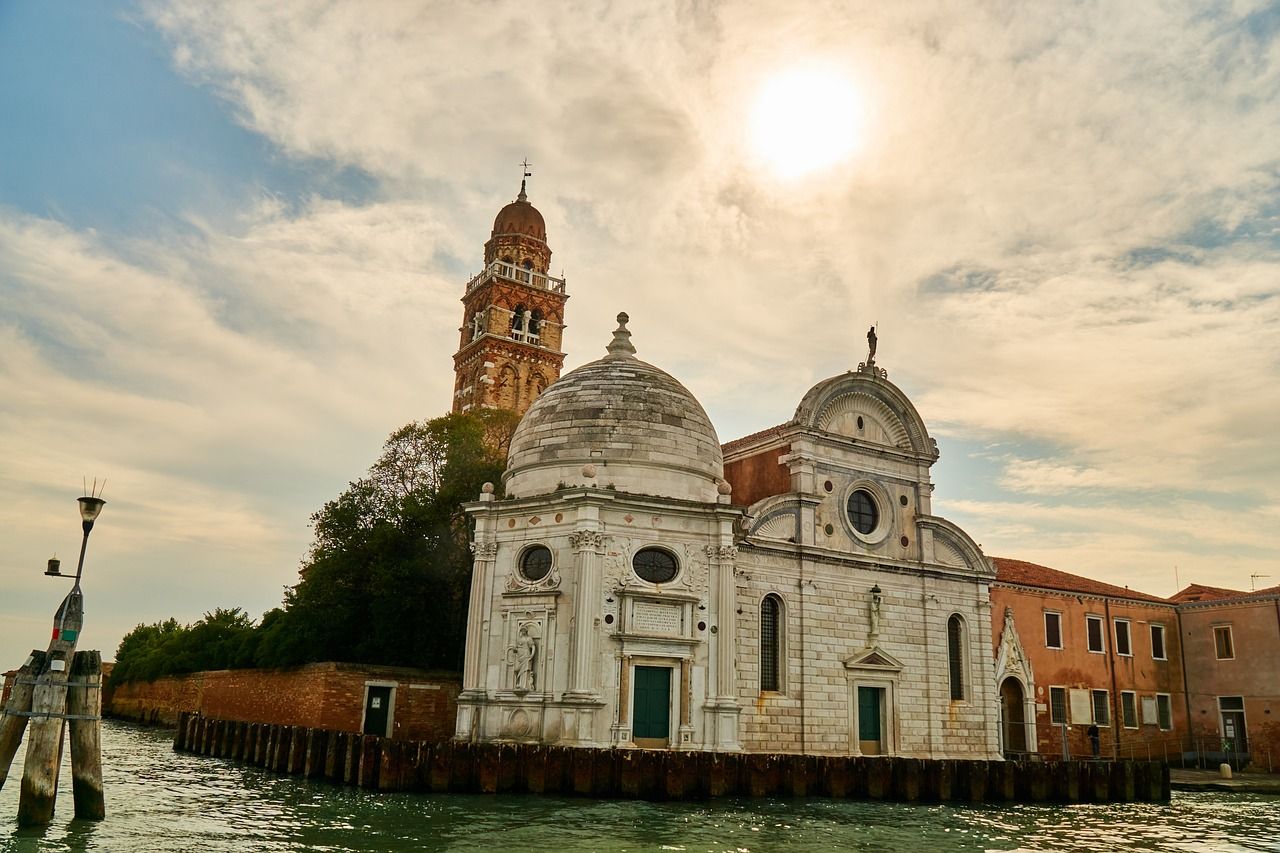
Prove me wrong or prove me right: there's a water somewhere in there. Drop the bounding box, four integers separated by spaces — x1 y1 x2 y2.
1 722 1277 852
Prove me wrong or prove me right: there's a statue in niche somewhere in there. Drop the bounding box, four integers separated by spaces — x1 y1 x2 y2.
869 585 883 640
506 624 538 692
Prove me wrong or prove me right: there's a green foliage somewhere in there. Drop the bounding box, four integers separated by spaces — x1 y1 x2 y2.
112 410 515 681
109 609 256 684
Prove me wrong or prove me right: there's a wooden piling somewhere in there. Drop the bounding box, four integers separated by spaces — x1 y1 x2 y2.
67 650 105 820
17 655 73 825
0 651 45 792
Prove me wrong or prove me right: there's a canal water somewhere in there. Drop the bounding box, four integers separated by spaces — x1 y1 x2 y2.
1 722 1276 852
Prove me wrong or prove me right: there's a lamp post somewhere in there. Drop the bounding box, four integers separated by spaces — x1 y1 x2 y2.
11 492 108 825
73 495 105 589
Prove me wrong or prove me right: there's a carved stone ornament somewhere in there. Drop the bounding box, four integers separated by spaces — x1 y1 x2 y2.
505 621 540 693
470 541 498 560
856 361 889 379
703 544 738 561
568 530 606 551
506 563 561 593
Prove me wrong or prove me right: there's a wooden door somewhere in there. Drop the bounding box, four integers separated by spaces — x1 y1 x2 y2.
857 686 883 755
632 666 671 748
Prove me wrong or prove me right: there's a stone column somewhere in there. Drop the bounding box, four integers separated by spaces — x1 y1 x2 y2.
455 490 497 742
565 529 605 697
461 540 498 694
703 543 742 751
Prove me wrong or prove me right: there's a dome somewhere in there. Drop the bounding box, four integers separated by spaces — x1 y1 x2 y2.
492 183 546 242
505 313 724 502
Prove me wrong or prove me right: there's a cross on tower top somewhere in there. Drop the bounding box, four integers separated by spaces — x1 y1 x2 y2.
518 158 532 201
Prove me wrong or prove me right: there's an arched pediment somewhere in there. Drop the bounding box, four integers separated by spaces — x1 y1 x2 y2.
792 371 936 459
919 516 994 578
743 494 801 542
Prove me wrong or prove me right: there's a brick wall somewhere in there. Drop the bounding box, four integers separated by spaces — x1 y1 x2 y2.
107 663 460 741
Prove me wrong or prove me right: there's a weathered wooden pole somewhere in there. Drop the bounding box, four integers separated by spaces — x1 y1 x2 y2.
67 650 105 820
0 650 47 790
17 587 82 826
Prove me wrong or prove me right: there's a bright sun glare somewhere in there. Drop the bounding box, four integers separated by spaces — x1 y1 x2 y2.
749 68 864 180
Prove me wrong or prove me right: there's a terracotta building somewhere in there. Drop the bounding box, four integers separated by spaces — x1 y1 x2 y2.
991 558 1187 762
1171 582 1280 765
451 178 568 417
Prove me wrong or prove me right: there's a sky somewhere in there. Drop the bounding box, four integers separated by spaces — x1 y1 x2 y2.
2 1 1278 663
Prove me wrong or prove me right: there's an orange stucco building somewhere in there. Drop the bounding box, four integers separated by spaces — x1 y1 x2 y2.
991 558 1188 762
1172 583 1280 765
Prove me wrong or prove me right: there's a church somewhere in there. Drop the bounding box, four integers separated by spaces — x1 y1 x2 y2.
451 180 1002 759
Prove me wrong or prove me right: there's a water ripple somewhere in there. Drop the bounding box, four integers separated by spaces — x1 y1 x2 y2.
2 723 1278 852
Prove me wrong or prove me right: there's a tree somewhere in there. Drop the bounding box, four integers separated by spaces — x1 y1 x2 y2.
254 410 513 670
111 409 514 680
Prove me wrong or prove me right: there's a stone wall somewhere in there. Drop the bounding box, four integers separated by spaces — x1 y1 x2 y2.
108 663 459 741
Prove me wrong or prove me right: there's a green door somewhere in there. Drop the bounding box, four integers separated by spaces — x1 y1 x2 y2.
633 666 671 743
858 686 883 754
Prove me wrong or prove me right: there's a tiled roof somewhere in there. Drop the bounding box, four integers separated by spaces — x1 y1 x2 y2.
992 557 1171 605
1169 583 1248 603
1171 582 1280 603
722 423 787 456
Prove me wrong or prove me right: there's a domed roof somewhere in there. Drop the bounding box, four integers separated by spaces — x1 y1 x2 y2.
492 182 546 242
505 313 724 502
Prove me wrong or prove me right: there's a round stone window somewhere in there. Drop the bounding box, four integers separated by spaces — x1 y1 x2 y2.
633 547 679 584
519 545 553 581
846 489 879 535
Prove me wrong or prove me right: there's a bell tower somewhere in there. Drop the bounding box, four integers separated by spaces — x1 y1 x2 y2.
452 169 568 416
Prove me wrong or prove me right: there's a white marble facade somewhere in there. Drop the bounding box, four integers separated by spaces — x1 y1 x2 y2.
455 316 1002 759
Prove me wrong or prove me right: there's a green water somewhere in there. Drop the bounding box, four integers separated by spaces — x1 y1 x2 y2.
1 722 1276 851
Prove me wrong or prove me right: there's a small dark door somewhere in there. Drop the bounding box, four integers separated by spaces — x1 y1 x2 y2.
363 686 392 736
632 666 671 747
1000 677 1028 753
858 686 883 755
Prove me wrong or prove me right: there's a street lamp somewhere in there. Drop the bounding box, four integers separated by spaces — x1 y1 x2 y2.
44 496 105 587
74 496 106 587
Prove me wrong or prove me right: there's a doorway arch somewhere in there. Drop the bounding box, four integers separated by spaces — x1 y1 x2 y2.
1000 676 1028 755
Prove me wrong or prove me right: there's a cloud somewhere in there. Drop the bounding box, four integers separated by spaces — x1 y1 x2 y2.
5 1 1279 654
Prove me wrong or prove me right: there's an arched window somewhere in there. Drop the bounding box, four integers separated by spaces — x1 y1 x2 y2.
761 594 783 692
947 614 966 700
529 308 543 339
510 303 527 340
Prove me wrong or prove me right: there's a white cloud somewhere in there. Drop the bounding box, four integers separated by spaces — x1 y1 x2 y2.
5 1 1279 655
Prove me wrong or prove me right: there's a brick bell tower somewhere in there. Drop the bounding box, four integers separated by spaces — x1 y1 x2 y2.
452 170 568 416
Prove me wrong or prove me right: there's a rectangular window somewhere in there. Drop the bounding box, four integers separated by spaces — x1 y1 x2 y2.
1156 694 1173 730
1114 619 1132 656
1141 695 1159 725
1214 625 1234 660
1069 688 1092 723
1121 691 1138 728
1150 624 1167 660
1049 686 1068 724
1086 615 1105 653
1044 611 1063 649
1092 689 1110 726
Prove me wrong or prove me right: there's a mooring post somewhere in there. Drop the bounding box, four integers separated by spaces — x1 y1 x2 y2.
0 650 49 792
17 587 83 827
67 650 105 820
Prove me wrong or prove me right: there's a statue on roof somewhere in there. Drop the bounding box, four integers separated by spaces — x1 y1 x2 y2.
867 325 877 365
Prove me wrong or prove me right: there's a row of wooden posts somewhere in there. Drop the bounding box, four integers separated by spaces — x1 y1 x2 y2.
175 712 1170 803
0 649 105 826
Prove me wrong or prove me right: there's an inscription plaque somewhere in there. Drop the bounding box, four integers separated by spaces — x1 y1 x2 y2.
631 600 682 635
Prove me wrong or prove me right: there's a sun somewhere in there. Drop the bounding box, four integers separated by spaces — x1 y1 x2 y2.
749 67 864 180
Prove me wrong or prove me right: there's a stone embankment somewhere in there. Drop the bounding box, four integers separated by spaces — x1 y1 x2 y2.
174 712 1170 803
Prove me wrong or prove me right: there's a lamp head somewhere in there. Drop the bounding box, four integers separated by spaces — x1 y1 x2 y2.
45 557 62 577
78 496 106 527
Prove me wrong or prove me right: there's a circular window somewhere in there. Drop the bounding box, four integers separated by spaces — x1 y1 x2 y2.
846 489 879 535
520 545 553 581
633 547 679 584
